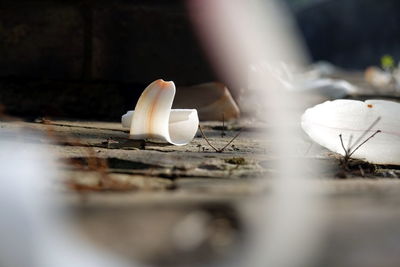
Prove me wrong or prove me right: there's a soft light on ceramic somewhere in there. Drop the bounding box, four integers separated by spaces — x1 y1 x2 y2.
122 79 199 146
302 99 400 165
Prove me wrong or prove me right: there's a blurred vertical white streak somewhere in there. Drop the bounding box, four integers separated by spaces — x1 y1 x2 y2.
188 1 325 267
0 132 134 267
188 0 307 88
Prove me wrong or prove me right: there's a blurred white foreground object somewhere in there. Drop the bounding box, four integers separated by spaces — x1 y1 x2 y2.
365 66 400 91
308 61 340 77
0 133 133 267
302 99 400 165
248 61 358 98
188 1 325 267
365 66 393 88
242 62 357 119
297 78 357 99
122 79 199 146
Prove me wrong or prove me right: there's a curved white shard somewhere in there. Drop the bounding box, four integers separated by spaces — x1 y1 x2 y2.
122 79 199 146
301 99 400 165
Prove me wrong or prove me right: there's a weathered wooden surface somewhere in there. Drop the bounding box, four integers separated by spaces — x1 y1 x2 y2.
1 113 400 267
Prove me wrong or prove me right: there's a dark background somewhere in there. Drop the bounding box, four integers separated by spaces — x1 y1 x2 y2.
290 0 400 69
0 0 399 120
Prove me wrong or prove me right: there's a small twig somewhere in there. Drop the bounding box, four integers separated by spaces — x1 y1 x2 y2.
349 117 381 151
339 134 349 157
348 130 381 158
338 116 382 172
198 125 219 152
339 134 351 170
347 134 353 153
339 129 381 171
219 130 242 152
198 124 242 153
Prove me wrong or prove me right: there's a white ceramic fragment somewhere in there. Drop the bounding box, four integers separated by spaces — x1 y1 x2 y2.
301 99 400 165
122 79 199 146
123 82 240 122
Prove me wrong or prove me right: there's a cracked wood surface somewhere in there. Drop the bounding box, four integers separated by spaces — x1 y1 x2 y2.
1 115 400 267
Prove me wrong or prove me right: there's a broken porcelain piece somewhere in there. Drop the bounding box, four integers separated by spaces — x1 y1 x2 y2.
122 79 199 146
301 99 400 165
174 82 240 121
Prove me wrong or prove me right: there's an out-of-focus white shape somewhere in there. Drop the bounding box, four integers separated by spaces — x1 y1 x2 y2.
365 66 400 92
298 79 357 98
188 1 325 267
365 66 393 88
172 211 211 252
0 133 134 267
242 61 357 119
248 61 358 98
122 79 199 146
308 61 340 77
302 99 400 165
